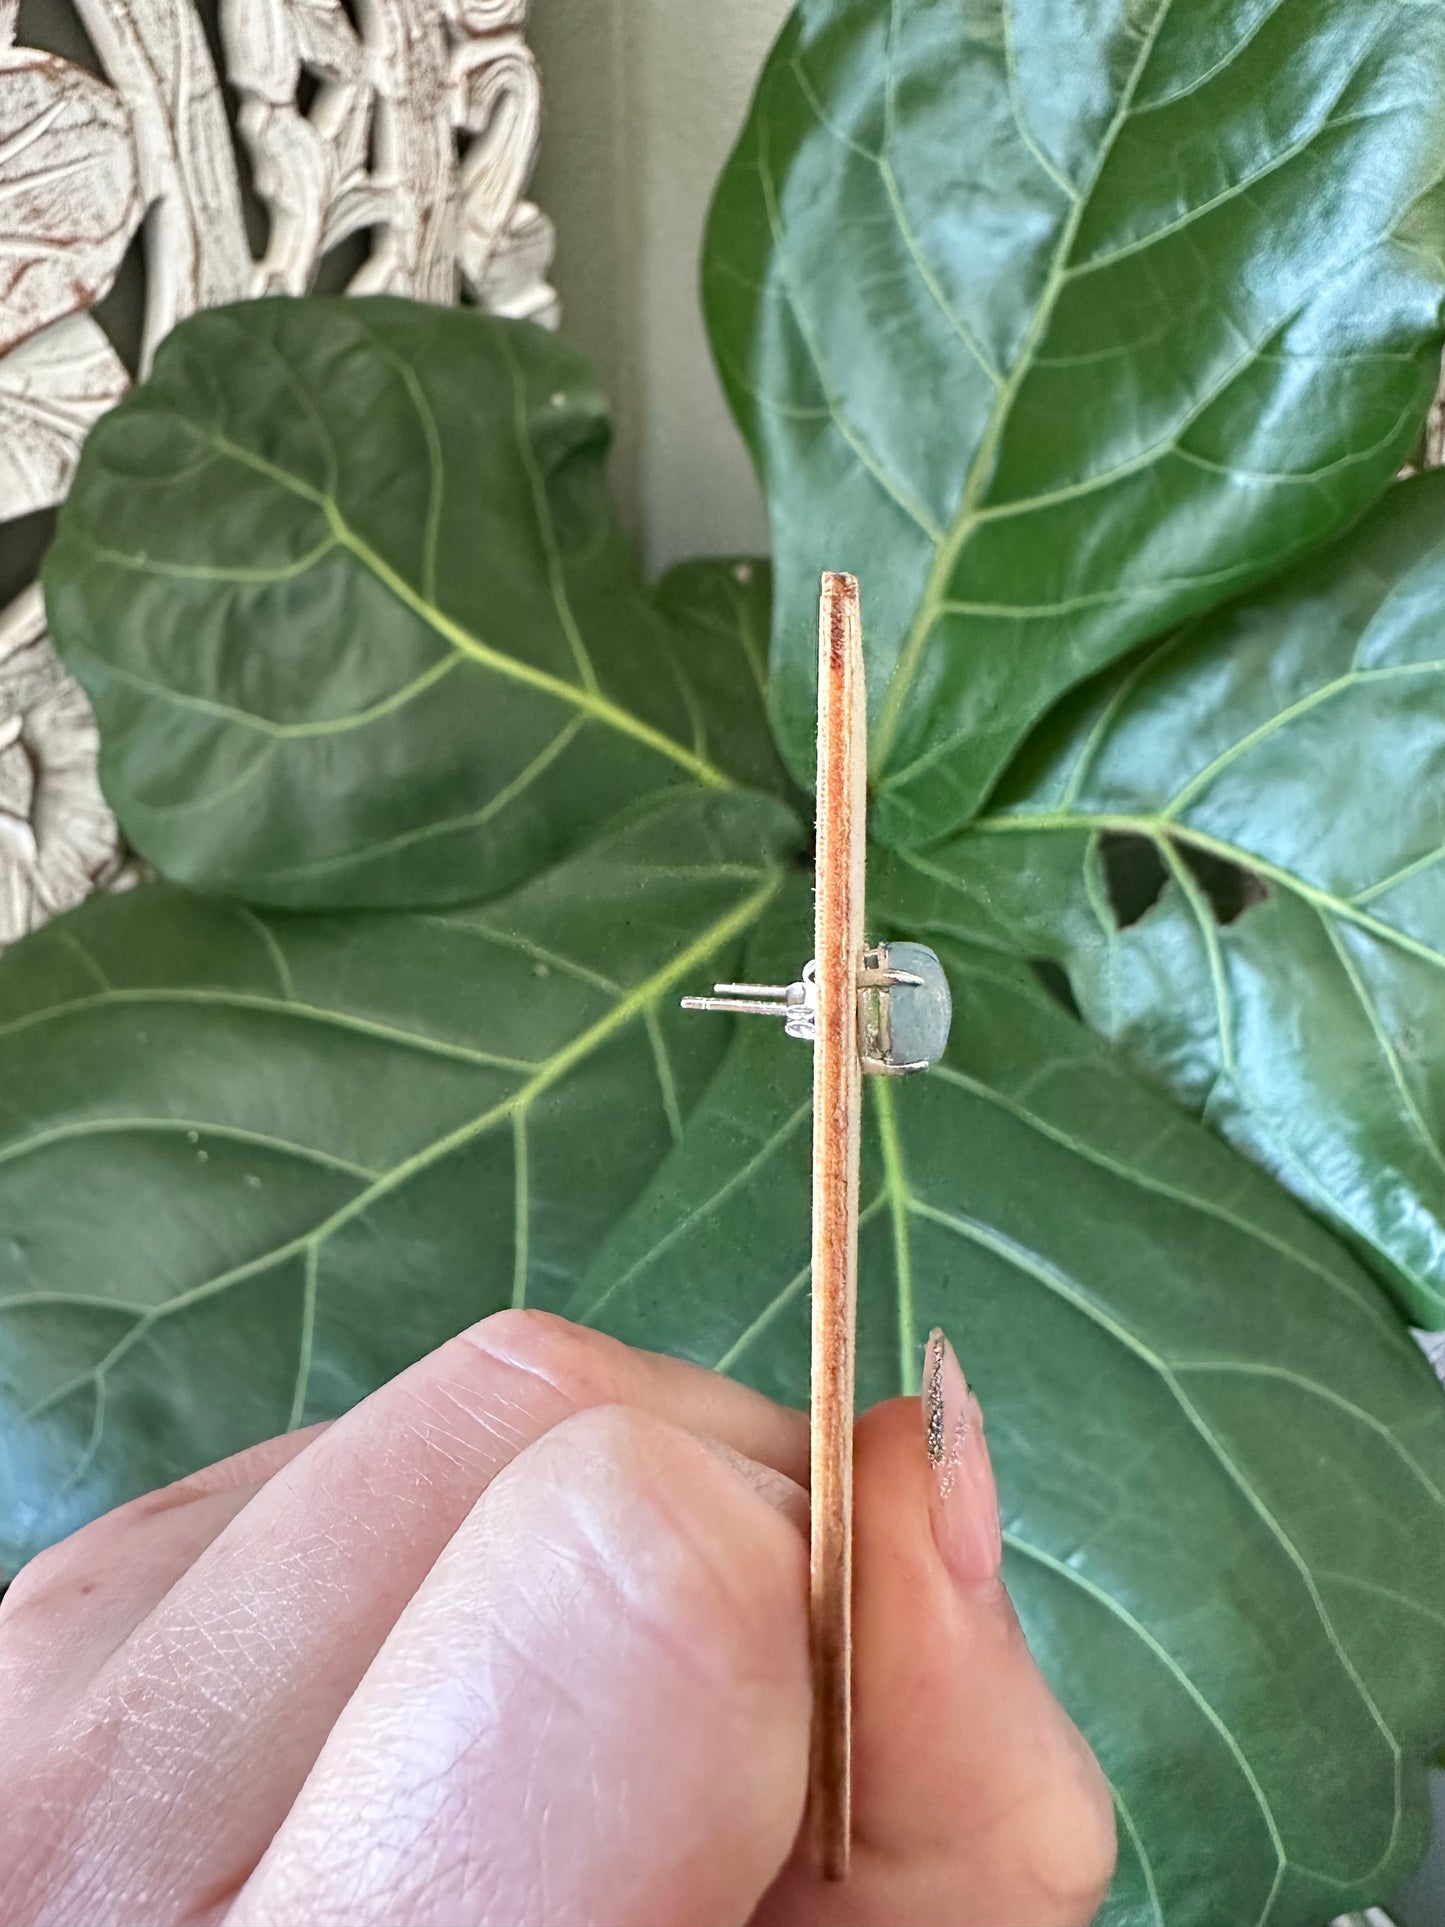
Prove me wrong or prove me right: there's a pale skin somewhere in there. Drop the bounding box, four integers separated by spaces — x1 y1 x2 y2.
0 1311 1116 1927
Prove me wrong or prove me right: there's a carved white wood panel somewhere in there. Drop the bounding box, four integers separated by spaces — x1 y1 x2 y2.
0 0 554 945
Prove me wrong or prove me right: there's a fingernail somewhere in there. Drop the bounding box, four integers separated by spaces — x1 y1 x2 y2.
923 1327 1001 1587
692 1434 810 1532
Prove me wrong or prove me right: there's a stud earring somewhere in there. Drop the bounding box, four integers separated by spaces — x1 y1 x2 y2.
681 939 951 1073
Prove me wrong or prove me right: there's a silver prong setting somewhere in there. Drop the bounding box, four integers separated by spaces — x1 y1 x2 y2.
857 965 925 989
858 941 952 1076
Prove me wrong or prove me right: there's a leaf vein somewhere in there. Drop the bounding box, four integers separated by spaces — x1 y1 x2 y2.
17 872 786 1428
0 987 538 1069
914 1189 1409 1859
1003 1528 1289 1911
872 0 1181 768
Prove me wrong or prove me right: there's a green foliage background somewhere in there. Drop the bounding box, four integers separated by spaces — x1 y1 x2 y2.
7 4 1445 1921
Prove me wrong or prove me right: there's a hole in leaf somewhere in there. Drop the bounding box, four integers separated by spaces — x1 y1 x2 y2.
296 66 322 117
1031 959 1081 1020
1177 843 1268 926
1099 830 1268 930
1099 833 1168 929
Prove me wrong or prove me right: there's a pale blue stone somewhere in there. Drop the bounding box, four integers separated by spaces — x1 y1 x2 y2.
881 942 952 1069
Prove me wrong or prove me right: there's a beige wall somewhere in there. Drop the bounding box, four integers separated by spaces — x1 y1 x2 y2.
528 0 792 575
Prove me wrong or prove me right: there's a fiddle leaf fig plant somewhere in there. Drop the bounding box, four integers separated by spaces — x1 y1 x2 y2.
6 4 1445 1924
41 303 790 909
875 471 1445 1327
705 0 1445 844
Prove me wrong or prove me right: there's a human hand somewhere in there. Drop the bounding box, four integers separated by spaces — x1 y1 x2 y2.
0 1312 1115 1927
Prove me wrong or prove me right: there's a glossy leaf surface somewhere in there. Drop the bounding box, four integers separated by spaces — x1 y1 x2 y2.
878 473 1445 1324
705 0 1445 841
0 789 798 1569
43 300 769 911
651 554 801 808
576 903 1445 1927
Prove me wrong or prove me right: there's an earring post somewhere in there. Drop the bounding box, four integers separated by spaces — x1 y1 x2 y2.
678 996 794 1017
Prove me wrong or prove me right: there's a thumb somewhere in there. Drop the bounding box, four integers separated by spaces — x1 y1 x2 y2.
231 1405 812 1927
757 1330 1117 1927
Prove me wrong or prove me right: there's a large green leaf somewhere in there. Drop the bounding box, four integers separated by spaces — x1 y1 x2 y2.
705 0 1445 841
0 788 799 1569
42 300 775 912
575 901 1445 1927
878 473 1445 1325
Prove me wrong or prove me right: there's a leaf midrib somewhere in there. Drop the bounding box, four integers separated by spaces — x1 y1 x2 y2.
0 986 539 1068
870 0 1180 771
19 867 785 1430
678 1014 1420 1911
131 421 731 789
870 1078 919 1395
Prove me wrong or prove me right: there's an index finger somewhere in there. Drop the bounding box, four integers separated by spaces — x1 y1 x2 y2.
8 1312 807 1927
231 1405 812 1927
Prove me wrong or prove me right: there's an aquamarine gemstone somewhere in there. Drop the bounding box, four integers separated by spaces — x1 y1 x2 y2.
878 941 952 1070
